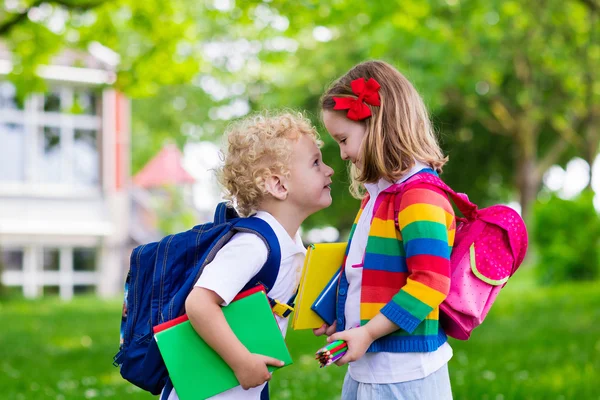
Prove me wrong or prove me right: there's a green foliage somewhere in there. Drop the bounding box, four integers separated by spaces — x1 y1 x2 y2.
0 0 202 98
126 0 599 226
153 185 197 235
130 86 214 174
533 190 600 285
1 271 599 399
434 106 516 208
3 0 599 229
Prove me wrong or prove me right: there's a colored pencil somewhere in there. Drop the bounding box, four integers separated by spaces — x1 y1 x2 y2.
315 340 348 367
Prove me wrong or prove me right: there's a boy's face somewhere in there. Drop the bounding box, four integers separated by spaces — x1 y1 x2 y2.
322 110 367 171
286 134 334 214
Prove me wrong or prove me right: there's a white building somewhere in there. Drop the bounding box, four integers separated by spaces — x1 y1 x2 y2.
0 44 131 300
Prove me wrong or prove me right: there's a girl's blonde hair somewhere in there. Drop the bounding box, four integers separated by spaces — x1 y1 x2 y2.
218 111 321 216
320 60 447 198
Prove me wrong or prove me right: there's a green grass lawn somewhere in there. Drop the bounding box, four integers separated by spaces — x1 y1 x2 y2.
1 268 599 400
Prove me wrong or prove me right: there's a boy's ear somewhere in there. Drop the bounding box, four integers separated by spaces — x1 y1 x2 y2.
264 174 288 201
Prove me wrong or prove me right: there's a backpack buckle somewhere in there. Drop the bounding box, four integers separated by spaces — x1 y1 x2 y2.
113 349 124 367
272 300 294 318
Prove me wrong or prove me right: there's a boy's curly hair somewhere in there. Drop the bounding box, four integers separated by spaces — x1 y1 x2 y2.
218 111 322 216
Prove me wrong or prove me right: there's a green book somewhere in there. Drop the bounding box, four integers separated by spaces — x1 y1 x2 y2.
153 287 293 400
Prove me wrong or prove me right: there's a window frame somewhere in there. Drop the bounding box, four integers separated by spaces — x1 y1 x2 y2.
0 84 102 197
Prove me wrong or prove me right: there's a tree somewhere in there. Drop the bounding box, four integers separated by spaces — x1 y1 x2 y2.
4 0 597 228
0 0 201 97
435 0 600 219
254 0 599 220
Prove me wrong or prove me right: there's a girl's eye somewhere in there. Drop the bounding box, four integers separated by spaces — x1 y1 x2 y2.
340 139 347 144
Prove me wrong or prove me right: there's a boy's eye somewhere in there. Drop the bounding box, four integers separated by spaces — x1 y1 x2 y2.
313 159 320 166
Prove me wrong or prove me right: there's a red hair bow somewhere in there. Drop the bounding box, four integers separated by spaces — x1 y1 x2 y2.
333 77 381 121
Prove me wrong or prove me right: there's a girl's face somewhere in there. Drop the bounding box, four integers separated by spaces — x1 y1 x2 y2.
322 110 367 171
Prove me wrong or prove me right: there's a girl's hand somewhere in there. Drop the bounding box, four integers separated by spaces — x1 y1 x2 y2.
313 321 337 336
326 326 375 366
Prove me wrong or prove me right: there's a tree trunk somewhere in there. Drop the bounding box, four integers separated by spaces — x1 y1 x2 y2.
0 250 4 298
584 144 595 190
517 156 539 222
583 122 599 190
515 123 540 222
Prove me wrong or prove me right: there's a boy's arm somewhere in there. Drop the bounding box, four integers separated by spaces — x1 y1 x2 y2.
185 287 283 389
184 232 283 389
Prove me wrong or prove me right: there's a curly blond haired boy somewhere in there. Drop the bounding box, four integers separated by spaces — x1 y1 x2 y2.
163 111 334 400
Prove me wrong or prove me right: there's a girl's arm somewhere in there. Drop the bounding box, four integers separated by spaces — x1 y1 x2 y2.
328 185 453 364
379 185 453 333
185 287 284 389
324 313 397 365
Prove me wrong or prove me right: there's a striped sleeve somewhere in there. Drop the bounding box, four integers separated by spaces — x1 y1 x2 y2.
380 185 454 333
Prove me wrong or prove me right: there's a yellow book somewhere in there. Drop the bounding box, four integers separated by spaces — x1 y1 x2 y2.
292 242 347 330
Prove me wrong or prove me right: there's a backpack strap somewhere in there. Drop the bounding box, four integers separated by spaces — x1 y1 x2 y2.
161 379 174 400
233 217 281 293
261 382 270 400
214 202 240 225
269 292 296 318
393 171 479 228
232 217 295 318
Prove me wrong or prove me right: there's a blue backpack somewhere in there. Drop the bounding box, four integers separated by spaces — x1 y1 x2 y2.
113 202 286 396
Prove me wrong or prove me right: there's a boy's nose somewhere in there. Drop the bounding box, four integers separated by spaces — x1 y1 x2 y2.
325 164 334 177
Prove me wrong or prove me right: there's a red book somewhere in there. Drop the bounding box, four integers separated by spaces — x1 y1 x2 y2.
153 285 267 334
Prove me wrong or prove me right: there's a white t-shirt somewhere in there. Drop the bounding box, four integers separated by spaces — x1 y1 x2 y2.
344 162 453 384
165 211 306 400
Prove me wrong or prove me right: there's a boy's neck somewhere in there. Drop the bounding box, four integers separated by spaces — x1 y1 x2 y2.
257 201 306 240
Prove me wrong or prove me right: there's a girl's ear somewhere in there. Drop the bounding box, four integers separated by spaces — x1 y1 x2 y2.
264 174 288 201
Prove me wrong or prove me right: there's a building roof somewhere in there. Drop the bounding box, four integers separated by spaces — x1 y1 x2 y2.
133 144 196 188
0 41 118 70
0 41 118 85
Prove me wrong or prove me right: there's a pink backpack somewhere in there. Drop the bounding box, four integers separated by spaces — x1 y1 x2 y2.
395 173 528 340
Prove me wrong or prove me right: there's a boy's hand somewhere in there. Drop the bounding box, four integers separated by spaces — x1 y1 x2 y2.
313 321 337 336
326 326 374 366
232 353 284 390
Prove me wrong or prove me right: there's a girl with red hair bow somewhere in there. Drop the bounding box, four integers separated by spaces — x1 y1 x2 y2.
316 60 454 400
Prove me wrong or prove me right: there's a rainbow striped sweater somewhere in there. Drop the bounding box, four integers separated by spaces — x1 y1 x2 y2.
336 169 456 353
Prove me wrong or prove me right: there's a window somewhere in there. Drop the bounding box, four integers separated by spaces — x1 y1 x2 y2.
0 248 24 272
73 248 96 272
43 248 60 271
0 81 101 189
0 81 23 110
2 245 101 299
73 90 97 115
44 90 61 112
0 123 25 181
40 126 63 183
73 129 99 185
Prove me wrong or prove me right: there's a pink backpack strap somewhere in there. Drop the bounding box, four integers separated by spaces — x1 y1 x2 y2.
393 173 478 228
